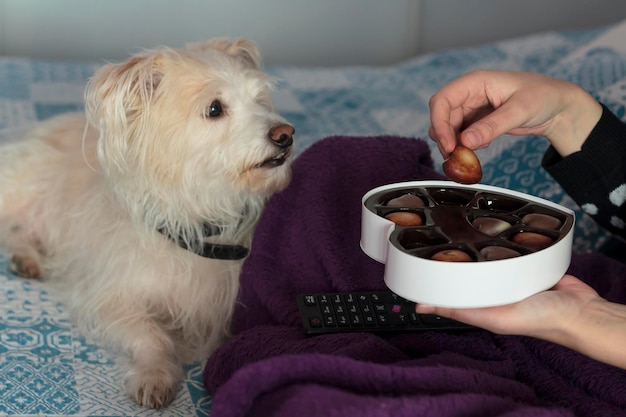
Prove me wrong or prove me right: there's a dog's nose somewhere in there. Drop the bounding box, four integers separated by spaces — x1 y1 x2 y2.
269 124 294 148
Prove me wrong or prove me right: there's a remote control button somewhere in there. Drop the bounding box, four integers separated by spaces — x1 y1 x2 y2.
393 314 409 326
363 314 376 326
337 314 350 326
357 294 369 305
323 315 336 327
350 314 363 326
376 314 387 325
373 303 387 313
309 317 323 328
409 312 423 325
303 295 317 306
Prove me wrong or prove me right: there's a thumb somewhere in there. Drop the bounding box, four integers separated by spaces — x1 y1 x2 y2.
460 100 531 148
415 303 455 318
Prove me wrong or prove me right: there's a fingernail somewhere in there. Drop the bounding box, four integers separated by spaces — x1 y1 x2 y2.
436 141 447 157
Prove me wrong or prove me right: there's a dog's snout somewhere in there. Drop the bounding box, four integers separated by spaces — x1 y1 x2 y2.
269 124 294 148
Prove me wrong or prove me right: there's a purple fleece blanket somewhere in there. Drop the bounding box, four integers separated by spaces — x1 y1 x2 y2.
204 136 626 417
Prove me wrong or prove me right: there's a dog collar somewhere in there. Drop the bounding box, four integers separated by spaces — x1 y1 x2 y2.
158 223 250 260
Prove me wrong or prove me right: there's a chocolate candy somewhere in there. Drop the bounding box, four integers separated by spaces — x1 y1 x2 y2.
522 213 562 230
511 232 553 251
472 217 511 236
386 193 425 208
385 211 423 226
479 246 521 261
442 146 483 184
431 249 472 262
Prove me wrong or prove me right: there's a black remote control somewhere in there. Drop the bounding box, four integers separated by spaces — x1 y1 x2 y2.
297 291 476 335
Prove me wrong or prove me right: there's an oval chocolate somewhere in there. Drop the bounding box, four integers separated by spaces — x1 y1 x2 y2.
385 211 423 227
511 232 553 251
431 249 473 262
479 246 521 261
386 193 425 208
522 213 562 230
472 217 512 236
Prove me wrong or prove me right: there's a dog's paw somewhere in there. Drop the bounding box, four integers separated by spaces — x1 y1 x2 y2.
126 367 180 409
10 255 42 279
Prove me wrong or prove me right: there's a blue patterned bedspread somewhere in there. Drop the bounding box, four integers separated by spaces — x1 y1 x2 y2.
1 19 626 417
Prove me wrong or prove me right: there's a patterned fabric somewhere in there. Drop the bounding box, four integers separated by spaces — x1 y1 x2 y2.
0 19 626 416
0 258 210 417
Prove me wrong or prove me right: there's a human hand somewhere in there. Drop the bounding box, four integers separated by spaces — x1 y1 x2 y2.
428 70 602 158
415 274 600 342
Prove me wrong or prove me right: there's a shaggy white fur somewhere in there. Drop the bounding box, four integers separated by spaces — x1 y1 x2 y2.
0 38 294 408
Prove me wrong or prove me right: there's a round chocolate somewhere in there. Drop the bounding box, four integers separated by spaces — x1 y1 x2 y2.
472 217 511 236
479 246 521 261
511 232 553 251
431 249 473 262
522 213 562 230
385 211 423 226
386 193 425 208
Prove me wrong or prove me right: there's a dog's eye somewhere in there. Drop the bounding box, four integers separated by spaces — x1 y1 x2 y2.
205 100 223 118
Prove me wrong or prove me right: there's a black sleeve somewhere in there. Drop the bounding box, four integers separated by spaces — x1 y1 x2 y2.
542 104 626 238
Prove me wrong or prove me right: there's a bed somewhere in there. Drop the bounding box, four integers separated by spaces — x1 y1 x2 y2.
1 19 626 417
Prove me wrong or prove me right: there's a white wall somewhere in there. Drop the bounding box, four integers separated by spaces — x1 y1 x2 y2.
0 0 421 66
1 0 626 66
418 0 626 54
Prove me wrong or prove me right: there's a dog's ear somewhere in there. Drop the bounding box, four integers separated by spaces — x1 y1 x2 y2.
84 51 166 172
186 38 262 69
85 52 164 134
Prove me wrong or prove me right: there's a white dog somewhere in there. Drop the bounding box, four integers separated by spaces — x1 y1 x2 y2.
0 38 294 408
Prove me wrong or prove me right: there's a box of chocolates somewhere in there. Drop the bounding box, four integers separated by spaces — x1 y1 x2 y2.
361 181 575 308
